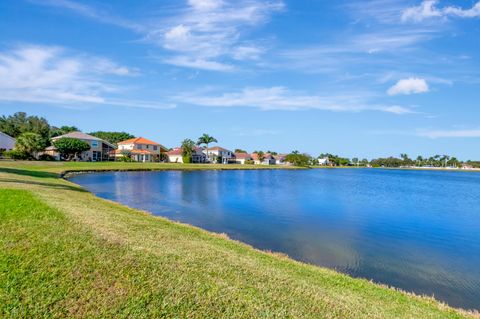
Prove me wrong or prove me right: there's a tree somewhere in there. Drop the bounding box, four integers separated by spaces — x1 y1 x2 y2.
352 157 359 166
197 134 217 162
50 126 79 138
0 112 50 145
14 132 46 159
235 148 247 153
89 131 135 145
255 151 265 163
53 138 90 161
181 139 196 163
285 152 311 167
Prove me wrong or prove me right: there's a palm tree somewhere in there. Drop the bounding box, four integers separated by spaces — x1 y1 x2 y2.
181 138 196 163
197 133 217 163
15 132 45 159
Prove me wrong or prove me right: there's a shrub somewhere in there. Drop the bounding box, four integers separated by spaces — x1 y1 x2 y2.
245 159 254 165
38 154 56 161
4 149 29 160
182 156 192 163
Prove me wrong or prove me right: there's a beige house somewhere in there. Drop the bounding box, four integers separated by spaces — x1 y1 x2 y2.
252 153 276 165
47 131 115 161
115 137 167 162
234 152 253 165
167 147 206 163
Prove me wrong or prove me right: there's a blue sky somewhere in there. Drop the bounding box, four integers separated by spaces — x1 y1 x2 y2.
0 0 479 159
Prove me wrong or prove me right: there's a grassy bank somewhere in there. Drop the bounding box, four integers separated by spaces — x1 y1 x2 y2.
0 161 476 318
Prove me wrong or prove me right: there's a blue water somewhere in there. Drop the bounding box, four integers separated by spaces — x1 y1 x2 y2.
69 169 480 310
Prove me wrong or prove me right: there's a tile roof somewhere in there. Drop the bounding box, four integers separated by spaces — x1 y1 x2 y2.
118 137 159 146
206 146 230 151
115 149 157 155
252 153 274 160
234 152 252 159
51 131 115 148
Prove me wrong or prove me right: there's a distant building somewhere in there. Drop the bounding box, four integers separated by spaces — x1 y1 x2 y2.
252 153 276 165
318 157 330 166
203 146 235 164
273 154 288 165
166 147 206 163
46 131 115 161
234 152 253 165
115 137 167 162
0 131 15 153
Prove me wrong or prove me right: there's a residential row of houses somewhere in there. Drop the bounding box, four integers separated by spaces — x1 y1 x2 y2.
18 131 290 165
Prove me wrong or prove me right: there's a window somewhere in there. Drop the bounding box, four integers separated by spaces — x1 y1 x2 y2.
91 141 98 148
137 144 142 149
153 146 158 150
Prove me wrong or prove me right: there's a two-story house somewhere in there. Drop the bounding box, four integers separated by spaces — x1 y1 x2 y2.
115 137 167 162
47 131 115 161
203 146 235 164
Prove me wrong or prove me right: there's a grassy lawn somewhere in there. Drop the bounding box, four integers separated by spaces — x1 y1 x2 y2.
0 161 476 318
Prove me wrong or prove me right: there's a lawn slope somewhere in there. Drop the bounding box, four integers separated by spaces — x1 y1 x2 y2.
0 161 475 318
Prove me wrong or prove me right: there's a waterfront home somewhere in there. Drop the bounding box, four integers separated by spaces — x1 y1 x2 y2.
234 152 253 165
167 147 206 163
115 137 168 162
318 157 330 166
0 131 15 153
203 146 235 164
47 131 116 161
273 154 289 165
252 153 276 165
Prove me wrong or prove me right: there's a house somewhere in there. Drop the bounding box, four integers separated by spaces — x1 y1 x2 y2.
252 153 276 165
203 146 235 164
318 157 330 166
115 137 167 162
234 152 253 165
0 131 15 154
47 131 116 161
166 147 206 163
273 154 288 165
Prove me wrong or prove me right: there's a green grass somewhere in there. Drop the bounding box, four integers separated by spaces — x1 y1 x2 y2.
0 161 477 318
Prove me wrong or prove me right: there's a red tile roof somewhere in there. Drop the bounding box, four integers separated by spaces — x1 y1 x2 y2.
115 149 156 155
207 146 230 151
166 147 182 156
234 152 252 159
252 153 274 160
118 137 161 146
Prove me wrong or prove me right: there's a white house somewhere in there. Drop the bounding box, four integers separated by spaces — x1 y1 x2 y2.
318 157 330 166
252 153 276 165
47 131 116 161
167 147 206 163
203 146 235 164
115 137 167 162
273 154 288 165
234 152 253 165
0 131 15 153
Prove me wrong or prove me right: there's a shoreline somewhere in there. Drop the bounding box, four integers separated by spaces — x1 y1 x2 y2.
1 161 478 318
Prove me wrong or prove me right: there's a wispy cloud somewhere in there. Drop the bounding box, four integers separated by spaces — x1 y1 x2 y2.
148 0 284 71
402 0 480 22
417 128 480 138
387 78 429 95
0 44 174 109
174 86 413 114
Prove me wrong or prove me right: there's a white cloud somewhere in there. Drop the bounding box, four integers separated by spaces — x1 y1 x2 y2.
174 86 413 114
0 44 173 109
417 129 480 138
402 0 480 22
151 0 284 71
387 78 429 95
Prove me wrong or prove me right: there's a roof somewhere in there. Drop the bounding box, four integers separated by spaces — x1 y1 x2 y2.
45 145 56 151
118 137 162 146
206 146 230 152
167 146 204 156
0 131 15 140
252 153 274 160
234 152 252 159
51 131 115 148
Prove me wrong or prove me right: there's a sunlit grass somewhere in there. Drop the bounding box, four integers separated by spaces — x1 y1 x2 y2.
0 161 476 318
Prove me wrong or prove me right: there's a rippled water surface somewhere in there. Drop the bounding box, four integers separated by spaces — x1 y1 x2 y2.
70 169 480 310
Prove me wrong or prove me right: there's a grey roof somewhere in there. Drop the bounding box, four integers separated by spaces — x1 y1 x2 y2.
0 131 15 140
51 131 115 148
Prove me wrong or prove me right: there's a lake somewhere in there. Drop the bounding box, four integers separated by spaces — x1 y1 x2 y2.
69 168 480 310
